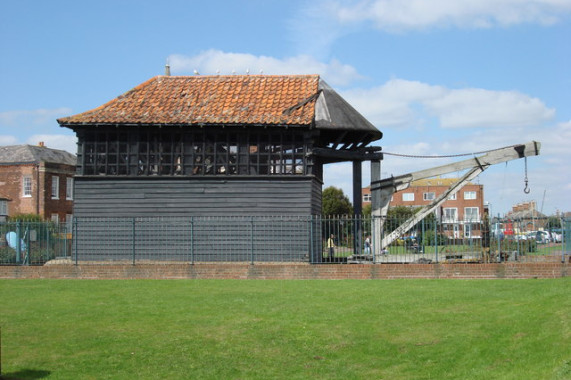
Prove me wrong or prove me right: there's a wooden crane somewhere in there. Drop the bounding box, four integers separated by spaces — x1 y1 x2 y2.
368 141 541 259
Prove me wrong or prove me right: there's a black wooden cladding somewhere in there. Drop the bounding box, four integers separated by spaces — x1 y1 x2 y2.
73 177 323 217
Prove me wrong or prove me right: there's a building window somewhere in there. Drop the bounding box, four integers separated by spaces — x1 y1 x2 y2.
423 192 435 201
443 208 457 223
66 214 73 231
52 176 60 199
23 176 32 197
78 128 310 177
448 193 457 200
403 193 414 202
51 213 60 224
363 193 371 202
0 200 7 216
465 207 479 221
464 191 476 200
66 177 74 200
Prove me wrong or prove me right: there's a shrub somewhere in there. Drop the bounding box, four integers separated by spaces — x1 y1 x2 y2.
422 230 446 246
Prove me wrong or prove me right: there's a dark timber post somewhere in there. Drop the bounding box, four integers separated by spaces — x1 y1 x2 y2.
353 160 362 256
371 159 381 258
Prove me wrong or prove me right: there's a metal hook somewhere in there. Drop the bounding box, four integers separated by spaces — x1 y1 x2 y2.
523 157 530 194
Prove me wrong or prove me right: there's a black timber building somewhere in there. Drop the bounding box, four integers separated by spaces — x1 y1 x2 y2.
58 74 383 262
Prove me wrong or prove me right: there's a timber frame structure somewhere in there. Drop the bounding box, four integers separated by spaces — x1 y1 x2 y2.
367 141 541 260
57 74 383 262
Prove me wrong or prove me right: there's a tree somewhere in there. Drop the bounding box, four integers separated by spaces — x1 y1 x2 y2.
322 187 353 216
362 204 371 217
545 216 561 229
387 206 417 220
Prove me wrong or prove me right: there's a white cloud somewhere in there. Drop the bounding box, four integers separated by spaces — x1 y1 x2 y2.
342 78 555 129
0 135 18 146
425 88 556 128
26 134 77 155
0 107 73 128
168 50 363 87
330 0 571 32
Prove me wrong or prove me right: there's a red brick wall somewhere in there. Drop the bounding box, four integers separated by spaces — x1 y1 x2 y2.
0 263 566 280
0 162 74 220
0 164 38 215
42 162 74 221
390 183 484 219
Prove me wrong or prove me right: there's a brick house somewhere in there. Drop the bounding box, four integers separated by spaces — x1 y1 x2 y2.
0 143 76 224
504 201 547 233
364 178 485 238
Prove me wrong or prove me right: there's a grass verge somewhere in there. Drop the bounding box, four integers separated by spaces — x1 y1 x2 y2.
0 278 569 379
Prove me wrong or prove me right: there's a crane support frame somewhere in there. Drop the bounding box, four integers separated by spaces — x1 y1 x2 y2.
369 141 541 259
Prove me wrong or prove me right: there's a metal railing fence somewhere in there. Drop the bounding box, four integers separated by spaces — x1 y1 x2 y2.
1 216 568 265
0 221 72 265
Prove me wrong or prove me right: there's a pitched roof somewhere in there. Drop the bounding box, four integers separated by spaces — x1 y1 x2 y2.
0 145 76 166
57 75 381 143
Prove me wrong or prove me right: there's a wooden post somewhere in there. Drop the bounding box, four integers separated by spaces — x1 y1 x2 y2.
353 160 362 255
371 159 381 258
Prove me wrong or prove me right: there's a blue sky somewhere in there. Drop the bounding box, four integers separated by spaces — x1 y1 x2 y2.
1 0 569 216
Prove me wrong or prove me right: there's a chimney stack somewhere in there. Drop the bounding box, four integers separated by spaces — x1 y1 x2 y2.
165 63 171 76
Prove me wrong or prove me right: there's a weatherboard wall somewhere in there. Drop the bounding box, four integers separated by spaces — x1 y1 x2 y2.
73 177 322 217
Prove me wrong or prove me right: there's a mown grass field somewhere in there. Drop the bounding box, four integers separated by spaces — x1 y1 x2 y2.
0 278 569 379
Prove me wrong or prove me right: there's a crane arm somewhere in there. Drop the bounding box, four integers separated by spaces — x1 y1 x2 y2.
369 141 541 256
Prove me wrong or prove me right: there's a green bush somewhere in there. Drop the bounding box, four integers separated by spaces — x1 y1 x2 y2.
422 230 446 246
9 213 44 222
491 238 537 254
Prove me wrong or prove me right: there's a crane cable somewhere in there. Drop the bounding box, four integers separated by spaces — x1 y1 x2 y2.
382 144 532 194
381 144 521 159
523 157 530 194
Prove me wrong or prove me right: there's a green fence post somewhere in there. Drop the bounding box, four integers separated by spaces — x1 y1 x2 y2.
434 215 438 263
46 223 51 263
74 218 78 265
132 218 136 265
15 221 22 264
190 216 194 264
309 216 314 264
497 214 501 262
250 217 255 264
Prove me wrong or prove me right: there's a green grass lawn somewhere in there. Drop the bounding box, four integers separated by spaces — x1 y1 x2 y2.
1 278 569 379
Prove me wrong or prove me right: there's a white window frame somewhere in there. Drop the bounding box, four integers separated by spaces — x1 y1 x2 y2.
464 207 479 222
402 193 415 202
423 192 435 201
464 223 472 238
0 200 7 216
363 193 371 202
464 191 477 200
443 208 458 223
66 214 74 231
66 177 74 200
51 176 60 199
448 193 457 200
51 213 59 224
23 176 32 197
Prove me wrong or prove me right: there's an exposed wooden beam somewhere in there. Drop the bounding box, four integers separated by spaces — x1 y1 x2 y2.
309 147 383 161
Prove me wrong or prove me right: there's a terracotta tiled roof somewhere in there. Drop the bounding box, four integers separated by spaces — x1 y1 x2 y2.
58 75 320 126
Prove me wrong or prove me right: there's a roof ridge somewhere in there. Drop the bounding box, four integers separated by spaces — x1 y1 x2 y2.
157 74 320 79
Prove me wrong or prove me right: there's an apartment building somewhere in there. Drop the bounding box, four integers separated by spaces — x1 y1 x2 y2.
363 178 485 238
